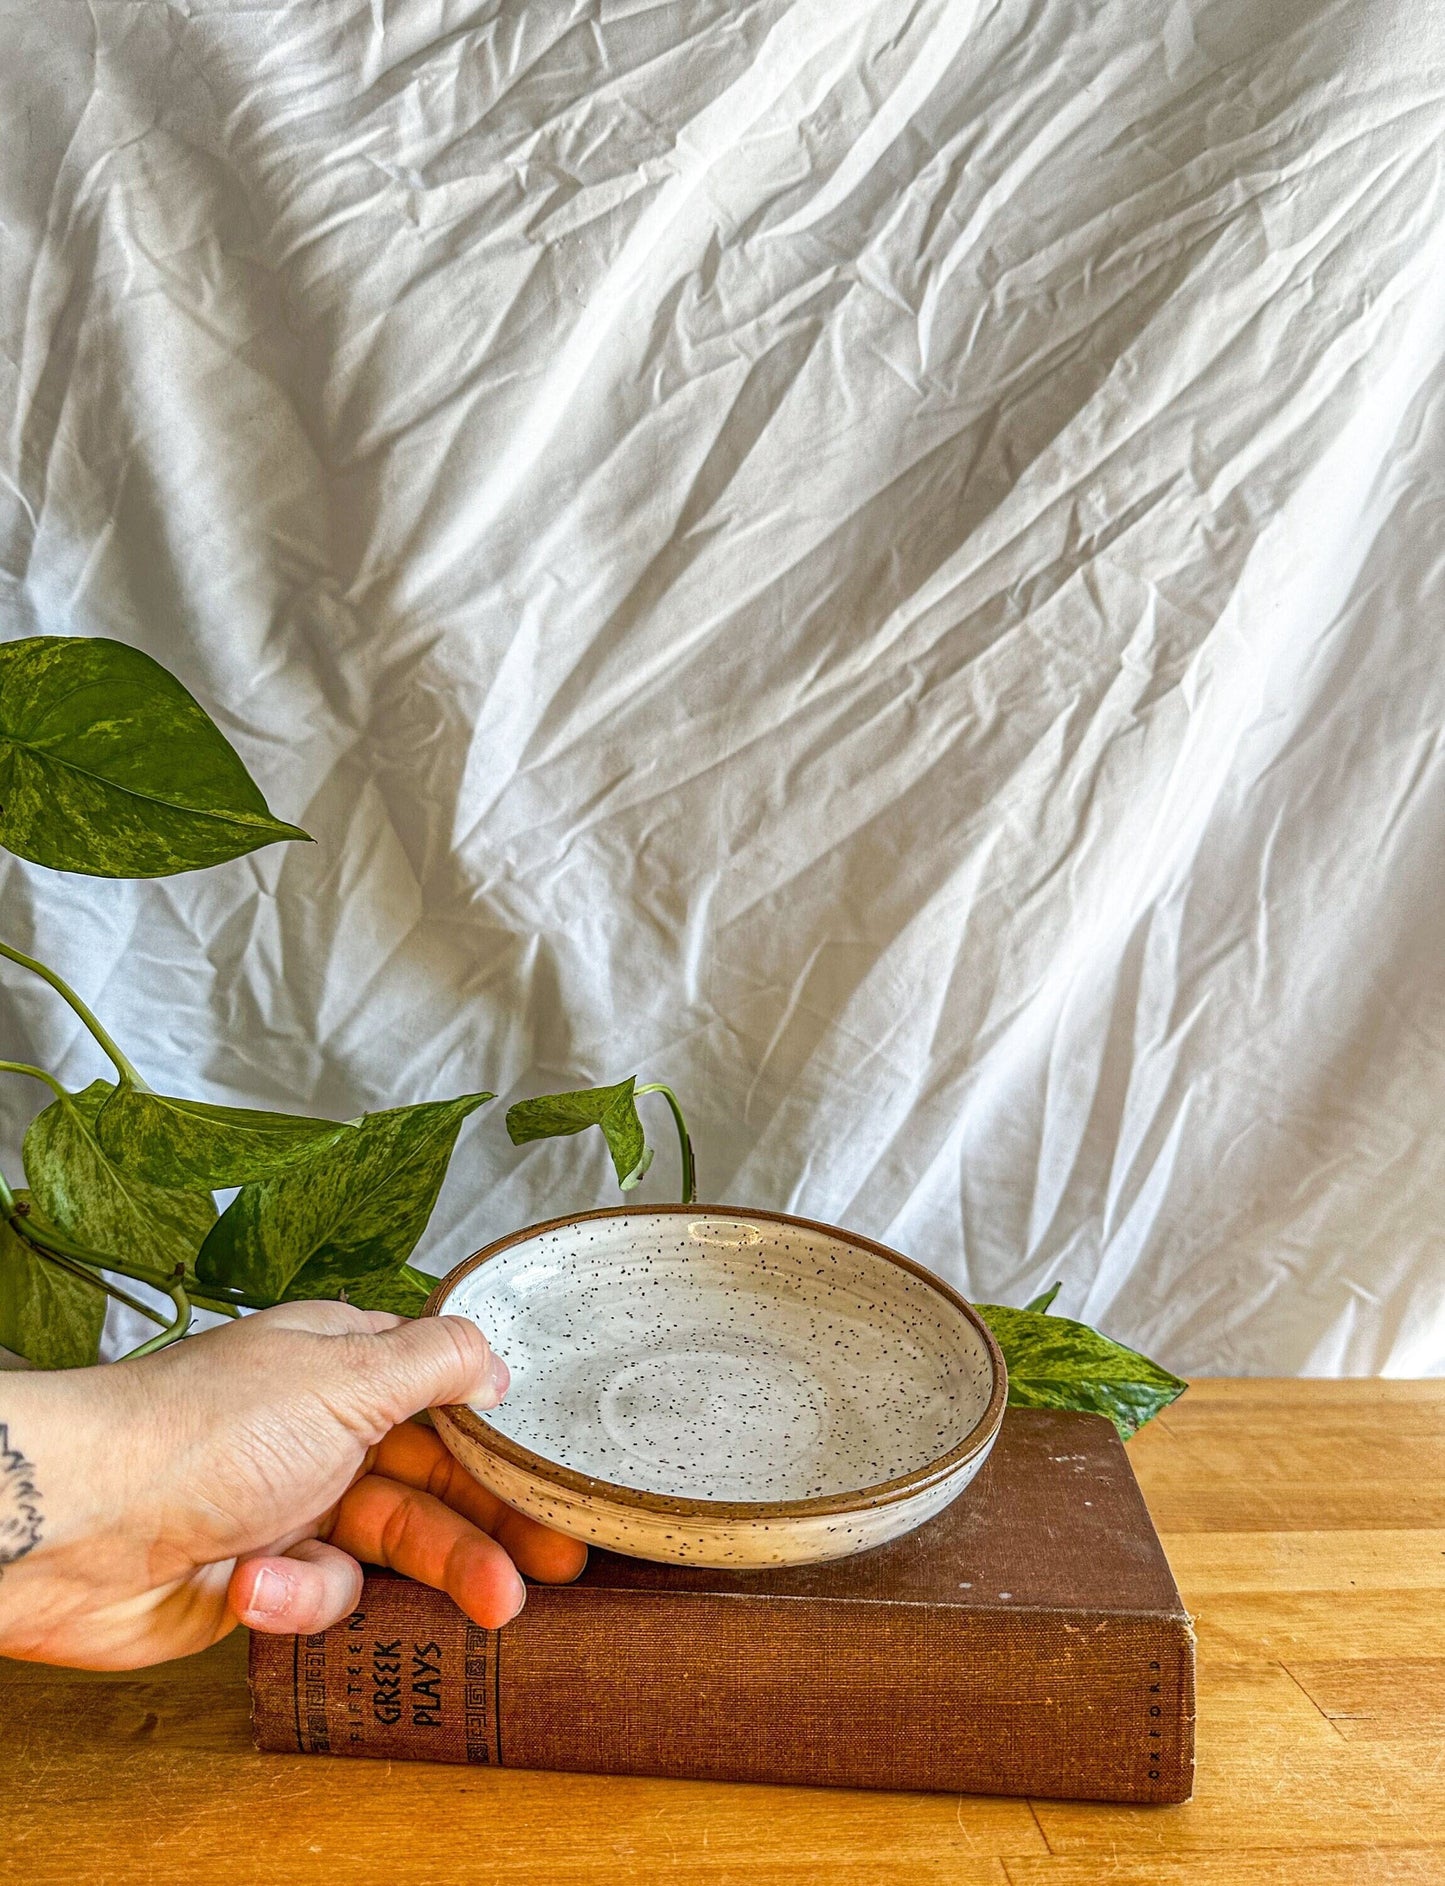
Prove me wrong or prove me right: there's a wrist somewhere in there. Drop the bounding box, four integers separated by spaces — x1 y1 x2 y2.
0 1369 136 1658
0 1400 44 1572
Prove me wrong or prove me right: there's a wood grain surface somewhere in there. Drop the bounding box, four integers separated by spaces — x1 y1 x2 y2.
4 1377 1442 1885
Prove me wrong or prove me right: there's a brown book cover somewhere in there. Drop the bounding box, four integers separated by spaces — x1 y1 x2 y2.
250 1407 1194 1802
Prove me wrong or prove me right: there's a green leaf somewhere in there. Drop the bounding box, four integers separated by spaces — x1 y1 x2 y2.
0 635 311 878
95 1082 348 1188
1024 1281 1062 1314
197 1095 490 1306
0 1195 107 1368
506 1079 651 1189
300 1261 436 1318
23 1081 217 1277
974 1303 1187 1441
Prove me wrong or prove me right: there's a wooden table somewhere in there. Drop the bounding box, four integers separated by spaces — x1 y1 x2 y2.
5 1379 1443 1884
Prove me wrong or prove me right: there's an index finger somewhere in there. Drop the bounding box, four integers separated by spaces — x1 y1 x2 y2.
372 1420 588 1585
330 1474 527 1629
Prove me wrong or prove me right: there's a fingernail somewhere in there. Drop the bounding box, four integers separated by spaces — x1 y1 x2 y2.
475 1348 510 1408
245 1567 290 1621
505 1575 526 1623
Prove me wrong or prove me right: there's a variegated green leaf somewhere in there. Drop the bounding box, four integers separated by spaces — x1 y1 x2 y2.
974 1302 1186 1440
96 1082 348 1187
291 1259 436 1318
0 635 310 878
23 1081 217 1277
196 1094 490 1305
0 1195 107 1369
505 1078 652 1189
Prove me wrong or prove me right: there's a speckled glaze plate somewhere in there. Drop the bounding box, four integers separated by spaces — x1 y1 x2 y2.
428 1206 1006 1568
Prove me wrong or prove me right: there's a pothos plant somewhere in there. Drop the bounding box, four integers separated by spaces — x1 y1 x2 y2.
0 633 1183 1439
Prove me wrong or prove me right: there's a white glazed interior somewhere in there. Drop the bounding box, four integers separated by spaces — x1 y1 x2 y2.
440 1212 996 1504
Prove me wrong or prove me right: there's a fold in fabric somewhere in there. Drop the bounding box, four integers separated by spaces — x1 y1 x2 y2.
1 0 1442 1373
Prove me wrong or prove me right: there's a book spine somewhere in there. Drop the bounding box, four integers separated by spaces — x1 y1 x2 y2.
250 1575 1194 1803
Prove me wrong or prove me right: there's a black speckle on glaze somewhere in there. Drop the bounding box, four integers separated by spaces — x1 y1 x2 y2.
452 1217 994 1535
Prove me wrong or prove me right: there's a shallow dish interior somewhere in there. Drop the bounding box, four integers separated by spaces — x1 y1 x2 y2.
439 1212 996 1504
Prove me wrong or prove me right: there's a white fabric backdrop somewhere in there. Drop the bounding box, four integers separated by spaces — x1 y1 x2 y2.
2 0 1442 1374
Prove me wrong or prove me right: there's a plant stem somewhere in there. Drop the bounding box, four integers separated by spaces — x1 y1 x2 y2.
0 1181 265 1309
0 1171 167 1327
28 1246 168 1328
0 938 143 1087
0 1197 155 1277
0 1059 68 1099
122 1275 192 1358
635 1083 697 1205
188 1292 241 1319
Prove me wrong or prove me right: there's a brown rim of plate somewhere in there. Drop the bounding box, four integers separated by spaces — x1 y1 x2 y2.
422 1203 1009 1521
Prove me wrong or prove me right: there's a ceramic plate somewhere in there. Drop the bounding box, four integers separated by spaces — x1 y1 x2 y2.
428 1206 1006 1567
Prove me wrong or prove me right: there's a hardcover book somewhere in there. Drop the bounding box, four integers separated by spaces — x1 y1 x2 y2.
250 1407 1194 1802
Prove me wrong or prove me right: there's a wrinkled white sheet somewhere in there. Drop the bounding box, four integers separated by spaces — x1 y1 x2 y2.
2 0 1443 1374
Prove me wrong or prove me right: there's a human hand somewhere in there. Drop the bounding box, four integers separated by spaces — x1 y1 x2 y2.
0 1301 586 1670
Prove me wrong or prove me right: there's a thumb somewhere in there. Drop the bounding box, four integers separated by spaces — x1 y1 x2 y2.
338 1314 510 1432
231 1539 364 1634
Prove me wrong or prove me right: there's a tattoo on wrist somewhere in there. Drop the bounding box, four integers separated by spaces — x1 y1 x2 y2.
0 1421 44 1576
